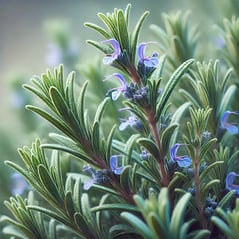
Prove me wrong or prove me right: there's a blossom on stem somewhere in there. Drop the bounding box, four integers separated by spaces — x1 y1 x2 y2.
110 155 124 175
82 156 124 190
220 111 239 135
137 42 159 67
103 73 127 100
225 172 239 195
101 38 121 64
118 108 143 131
170 143 192 168
82 166 109 190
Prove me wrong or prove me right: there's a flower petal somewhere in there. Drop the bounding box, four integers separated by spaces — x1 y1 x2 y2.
110 155 124 175
119 121 129 131
83 179 95 190
176 157 192 168
226 172 239 194
101 39 121 64
170 143 180 160
103 56 114 65
227 125 239 135
137 42 147 61
221 111 239 134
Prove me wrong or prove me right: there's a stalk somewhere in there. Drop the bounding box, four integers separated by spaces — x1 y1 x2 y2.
193 145 208 230
145 108 169 187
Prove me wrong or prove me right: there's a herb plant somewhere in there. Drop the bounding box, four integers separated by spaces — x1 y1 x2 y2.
1 4 239 239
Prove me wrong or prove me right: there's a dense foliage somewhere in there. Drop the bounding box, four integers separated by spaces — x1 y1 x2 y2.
2 4 239 239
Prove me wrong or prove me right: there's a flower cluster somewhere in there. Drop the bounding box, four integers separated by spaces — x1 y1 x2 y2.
82 38 160 187
83 155 124 190
102 39 159 101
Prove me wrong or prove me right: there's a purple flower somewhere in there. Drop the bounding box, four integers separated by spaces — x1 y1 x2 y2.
226 172 239 195
221 111 239 135
82 166 109 190
137 42 159 67
170 143 192 168
102 38 121 64
110 155 124 175
118 108 142 131
10 173 29 195
82 156 124 190
103 73 127 100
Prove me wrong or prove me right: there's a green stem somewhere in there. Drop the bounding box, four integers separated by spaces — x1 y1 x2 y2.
193 145 208 230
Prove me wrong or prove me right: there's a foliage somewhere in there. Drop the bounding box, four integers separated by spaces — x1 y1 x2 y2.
2 3 239 239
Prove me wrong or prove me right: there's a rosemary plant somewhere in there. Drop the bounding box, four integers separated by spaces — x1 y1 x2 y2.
2 4 239 239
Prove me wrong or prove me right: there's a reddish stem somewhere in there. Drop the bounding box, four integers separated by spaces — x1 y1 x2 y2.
129 65 141 85
145 108 169 187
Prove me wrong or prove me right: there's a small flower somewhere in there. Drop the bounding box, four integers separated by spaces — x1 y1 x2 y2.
123 83 149 106
202 130 211 139
10 173 29 195
225 172 239 195
170 143 192 168
118 108 143 131
102 38 121 64
140 150 150 160
110 155 124 175
221 111 239 134
82 166 109 190
137 42 159 67
103 73 127 100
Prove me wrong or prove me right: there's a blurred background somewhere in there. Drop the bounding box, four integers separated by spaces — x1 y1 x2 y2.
0 0 238 237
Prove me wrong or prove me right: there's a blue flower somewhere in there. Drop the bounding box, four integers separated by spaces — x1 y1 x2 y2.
110 155 124 175
82 156 124 190
101 38 121 64
103 73 127 100
170 143 192 168
118 108 143 131
82 166 109 190
226 172 239 195
137 42 159 67
221 111 239 134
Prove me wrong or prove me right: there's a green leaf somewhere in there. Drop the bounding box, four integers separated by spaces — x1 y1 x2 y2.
211 215 234 239
26 105 73 139
156 59 194 121
199 138 217 160
85 40 111 54
91 204 138 213
147 212 167 239
219 84 237 115
170 192 191 236
65 191 75 218
131 11 149 61
161 124 178 151
137 138 160 159
38 165 62 204
84 22 110 39
120 165 132 192
121 212 154 239
27 206 69 227
117 10 129 52
169 102 191 145
94 97 110 123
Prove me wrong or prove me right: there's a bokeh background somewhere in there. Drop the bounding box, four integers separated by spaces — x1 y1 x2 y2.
0 0 238 237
